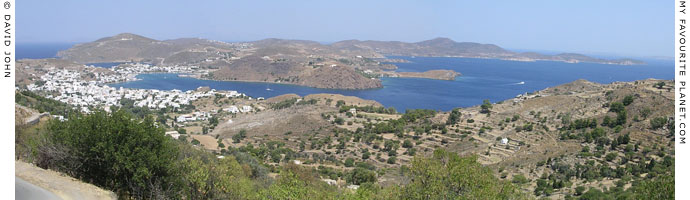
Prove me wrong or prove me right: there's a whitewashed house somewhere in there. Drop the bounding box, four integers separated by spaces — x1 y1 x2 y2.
240 105 252 113
165 131 180 139
177 115 187 123
349 108 357 115
501 138 509 145
224 106 240 113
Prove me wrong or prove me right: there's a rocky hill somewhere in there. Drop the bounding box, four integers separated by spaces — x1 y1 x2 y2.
194 78 672 199
332 37 510 57
57 33 241 64
208 55 382 89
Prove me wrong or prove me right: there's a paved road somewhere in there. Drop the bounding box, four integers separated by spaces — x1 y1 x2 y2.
16 177 61 200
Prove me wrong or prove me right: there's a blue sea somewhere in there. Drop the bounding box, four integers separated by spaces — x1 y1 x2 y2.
17 43 73 59
18 43 673 112
17 43 126 68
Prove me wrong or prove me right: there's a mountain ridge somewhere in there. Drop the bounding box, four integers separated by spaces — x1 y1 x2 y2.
58 33 645 65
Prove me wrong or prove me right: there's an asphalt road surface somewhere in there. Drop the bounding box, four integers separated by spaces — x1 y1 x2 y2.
16 177 61 200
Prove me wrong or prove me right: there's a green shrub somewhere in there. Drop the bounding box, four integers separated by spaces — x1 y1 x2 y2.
605 153 617 162
345 168 377 185
480 99 493 113
345 158 355 167
650 117 668 130
609 102 625 113
399 149 525 199
272 98 298 110
447 108 462 125
512 174 529 184
402 140 413 148
387 156 397 164
45 110 178 198
623 95 634 106
335 117 345 125
575 186 586 196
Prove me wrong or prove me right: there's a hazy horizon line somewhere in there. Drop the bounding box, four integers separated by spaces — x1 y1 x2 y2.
16 34 671 60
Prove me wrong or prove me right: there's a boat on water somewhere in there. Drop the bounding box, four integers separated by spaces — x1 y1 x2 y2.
517 81 525 85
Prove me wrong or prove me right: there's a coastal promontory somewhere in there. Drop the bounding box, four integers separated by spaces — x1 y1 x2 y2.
395 70 461 80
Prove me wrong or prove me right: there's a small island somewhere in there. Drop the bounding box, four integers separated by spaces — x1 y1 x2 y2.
395 70 461 80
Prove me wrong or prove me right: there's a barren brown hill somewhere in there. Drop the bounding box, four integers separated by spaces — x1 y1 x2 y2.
304 93 383 107
265 94 302 104
298 65 382 89
57 33 238 64
209 56 382 89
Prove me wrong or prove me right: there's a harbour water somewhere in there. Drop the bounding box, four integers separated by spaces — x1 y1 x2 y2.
109 56 673 112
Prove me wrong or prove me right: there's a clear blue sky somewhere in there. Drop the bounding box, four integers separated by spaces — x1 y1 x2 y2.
19 0 671 58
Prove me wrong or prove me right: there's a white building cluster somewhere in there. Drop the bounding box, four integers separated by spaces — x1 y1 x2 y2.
26 68 246 113
512 92 548 103
112 63 198 75
176 111 212 123
222 105 253 114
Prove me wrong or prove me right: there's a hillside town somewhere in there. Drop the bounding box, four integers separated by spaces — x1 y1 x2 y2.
111 63 204 76
24 64 246 114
